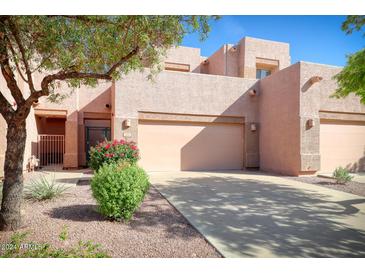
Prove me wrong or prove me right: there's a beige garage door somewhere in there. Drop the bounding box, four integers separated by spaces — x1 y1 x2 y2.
320 120 365 172
138 120 244 171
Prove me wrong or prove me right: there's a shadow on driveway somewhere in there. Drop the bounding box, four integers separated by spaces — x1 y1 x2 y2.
154 174 365 257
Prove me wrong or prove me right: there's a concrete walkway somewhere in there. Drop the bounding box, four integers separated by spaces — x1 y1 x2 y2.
24 166 92 185
149 171 365 258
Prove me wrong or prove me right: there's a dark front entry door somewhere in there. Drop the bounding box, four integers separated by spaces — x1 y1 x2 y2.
86 127 111 161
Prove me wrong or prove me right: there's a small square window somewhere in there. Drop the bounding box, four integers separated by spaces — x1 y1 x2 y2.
256 69 271 79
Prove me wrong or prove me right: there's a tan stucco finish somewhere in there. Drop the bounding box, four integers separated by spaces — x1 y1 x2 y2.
115 70 259 168
1 36 365 176
138 120 244 171
258 64 301 175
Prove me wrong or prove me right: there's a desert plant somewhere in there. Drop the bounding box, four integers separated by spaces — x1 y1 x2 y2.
0 230 109 258
91 161 150 221
333 167 354 184
89 139 140 171
59 225 69 241
24 175 71 201
0 15 217 231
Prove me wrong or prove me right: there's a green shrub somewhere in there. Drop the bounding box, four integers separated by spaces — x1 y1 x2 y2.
91 162 150 221
89 139 140 171
0 230 109 258
24 175 71 201
333 167 354 184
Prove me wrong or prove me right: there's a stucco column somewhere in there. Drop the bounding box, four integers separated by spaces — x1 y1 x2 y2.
244 122 260 168
298 62 323 174
64 111 78 168
112 116 138 143
112 116 123 140
77 112 86 166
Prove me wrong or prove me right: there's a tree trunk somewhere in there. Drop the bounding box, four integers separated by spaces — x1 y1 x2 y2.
0 119 27 231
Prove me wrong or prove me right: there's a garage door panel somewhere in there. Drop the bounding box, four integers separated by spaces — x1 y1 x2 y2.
320 121 365 172
138 120 244 171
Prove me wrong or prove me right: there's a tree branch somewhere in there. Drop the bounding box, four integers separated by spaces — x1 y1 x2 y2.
6 38 29 83
106 46 139 75
0 19 25 105
0 58 25 105
0 90 14 122
24 46 139 108
7 18 36 93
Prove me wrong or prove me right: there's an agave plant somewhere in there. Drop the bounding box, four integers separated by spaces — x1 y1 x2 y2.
332 167 354 184
24 175 71 201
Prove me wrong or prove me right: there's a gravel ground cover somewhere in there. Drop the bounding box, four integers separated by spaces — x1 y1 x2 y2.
288 176 365 197
0 181 220 258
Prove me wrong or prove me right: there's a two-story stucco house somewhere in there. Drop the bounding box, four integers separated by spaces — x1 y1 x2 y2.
1 36 364 176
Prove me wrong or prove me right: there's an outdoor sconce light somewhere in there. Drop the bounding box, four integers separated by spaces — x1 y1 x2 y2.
307 119 315 128
124 119 131 127
309 76 323 85
249 89 258 97
250 123 257 132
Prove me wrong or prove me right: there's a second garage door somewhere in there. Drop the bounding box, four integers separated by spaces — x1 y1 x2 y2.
138 120 244 171
320 120 365 172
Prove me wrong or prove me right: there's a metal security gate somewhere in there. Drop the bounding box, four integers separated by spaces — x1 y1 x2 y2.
37 134 65 166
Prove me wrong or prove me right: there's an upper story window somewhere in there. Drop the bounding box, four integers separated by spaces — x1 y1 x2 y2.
256 69 271 79
255 57 279 79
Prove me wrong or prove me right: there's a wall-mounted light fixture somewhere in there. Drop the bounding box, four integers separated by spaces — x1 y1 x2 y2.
249 89 258 97
250 123 257 132
307 119 315 128
309 76 323 85
105 103 111 109
124 119 131 127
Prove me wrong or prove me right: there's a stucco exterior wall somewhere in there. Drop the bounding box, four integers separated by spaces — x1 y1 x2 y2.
77 82 112 166
114 70 260 167
203 37 290 80
0 76 10 177
164 46 202 73
35 81 113 168
2 38 365 176
239 37 291 79
258 63 301 175
0 68 114 173
298 61 365 173
205 44 240 77
0 116 6 177
204 45 226 76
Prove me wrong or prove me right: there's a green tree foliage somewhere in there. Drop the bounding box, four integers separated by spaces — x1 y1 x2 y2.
341 15 365 35
0 16 218 107
332 15 365 103
0 15 218 231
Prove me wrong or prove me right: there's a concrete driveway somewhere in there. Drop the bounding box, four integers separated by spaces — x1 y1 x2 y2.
149 171 365 258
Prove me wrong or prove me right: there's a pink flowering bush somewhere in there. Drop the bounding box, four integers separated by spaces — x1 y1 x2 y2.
89 139 140 171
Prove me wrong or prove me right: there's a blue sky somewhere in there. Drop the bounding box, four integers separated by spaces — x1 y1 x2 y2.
182 16 364 67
